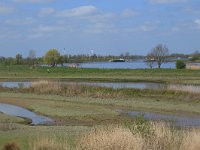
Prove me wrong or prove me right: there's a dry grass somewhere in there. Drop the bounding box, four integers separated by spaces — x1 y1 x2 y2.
76 123 200 150
0 122 20 131
180 130 200 150
27 122 200 150
31 80 62 94
168 84 200 94
77 126 143 150
29 136 69 150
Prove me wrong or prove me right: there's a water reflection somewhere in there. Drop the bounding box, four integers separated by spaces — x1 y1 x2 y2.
0 103 53 125
0 81 168 89
0 82 30 88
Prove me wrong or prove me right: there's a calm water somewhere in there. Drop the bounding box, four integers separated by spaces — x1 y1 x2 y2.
0 103 53 125
121 110 200 127
0 82 30 88
0 81 167 89
78 61 176 69
63 81 167 89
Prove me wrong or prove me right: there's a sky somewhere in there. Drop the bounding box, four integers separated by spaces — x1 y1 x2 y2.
0 0 200 57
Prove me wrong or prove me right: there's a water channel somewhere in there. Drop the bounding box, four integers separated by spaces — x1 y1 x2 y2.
0 81 167 90
118 110 200 127
0 103 53 125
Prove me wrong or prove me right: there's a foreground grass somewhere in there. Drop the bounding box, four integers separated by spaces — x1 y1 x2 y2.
1 122 200 150
0 125 90 149
1 65 200 84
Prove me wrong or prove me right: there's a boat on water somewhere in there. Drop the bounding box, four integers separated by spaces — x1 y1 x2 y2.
109 59 125 62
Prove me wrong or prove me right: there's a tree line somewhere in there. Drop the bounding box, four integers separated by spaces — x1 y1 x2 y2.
0 44 199 68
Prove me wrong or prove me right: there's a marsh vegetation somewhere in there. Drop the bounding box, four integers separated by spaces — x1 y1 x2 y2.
0 65 200 149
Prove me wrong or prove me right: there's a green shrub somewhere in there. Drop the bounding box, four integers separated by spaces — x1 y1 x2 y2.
124 114 153 137
176 60 186 69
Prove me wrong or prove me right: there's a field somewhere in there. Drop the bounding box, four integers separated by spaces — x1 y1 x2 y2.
0 65 200 149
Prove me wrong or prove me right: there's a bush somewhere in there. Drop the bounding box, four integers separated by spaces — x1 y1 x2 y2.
176 60 186 69
3 142 20 150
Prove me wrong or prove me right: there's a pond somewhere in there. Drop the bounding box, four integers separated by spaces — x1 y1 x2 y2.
0 103 53 125
63 81 167 90
0 81 167 90
0 82 30 88
119 110 200 127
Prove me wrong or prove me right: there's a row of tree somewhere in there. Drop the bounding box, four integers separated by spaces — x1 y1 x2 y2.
1 44 199 68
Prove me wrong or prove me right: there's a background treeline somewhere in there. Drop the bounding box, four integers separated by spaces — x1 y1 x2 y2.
0 51 200 66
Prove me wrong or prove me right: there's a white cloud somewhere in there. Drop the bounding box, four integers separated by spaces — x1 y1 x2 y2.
38 8 55 17
150 0 187 4
121 9 137 17
13 0 53 3
0 4 15 15
194 19 200 28
57 6 98 17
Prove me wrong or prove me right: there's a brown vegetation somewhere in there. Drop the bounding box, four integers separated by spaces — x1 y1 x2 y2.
29 137 68 150
29 122 200 150
3 142 21 150
168 84 200 94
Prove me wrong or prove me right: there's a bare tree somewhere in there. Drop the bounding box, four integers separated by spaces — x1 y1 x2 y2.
28 50 36 68
149 44 169 68
146 53 155 69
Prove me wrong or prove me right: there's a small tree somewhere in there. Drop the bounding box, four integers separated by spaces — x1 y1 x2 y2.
28 50 36 68
15 53 23 65
149 44 169 68
176 60 186 69
44 49 60 67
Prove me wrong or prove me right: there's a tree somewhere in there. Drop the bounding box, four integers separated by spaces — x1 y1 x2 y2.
57 55 64 66
176 60 186 69
146 53 155 69
149 44 169 68
15 53 23 65
28 50 36 68
44 49 60 67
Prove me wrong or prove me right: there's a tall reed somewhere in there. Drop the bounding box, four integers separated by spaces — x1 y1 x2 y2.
168 84 200 94
31 80 62 94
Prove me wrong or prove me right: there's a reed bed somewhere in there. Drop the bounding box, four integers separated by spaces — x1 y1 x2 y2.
28 122 200 150
168 84 200 94
30 80 62 94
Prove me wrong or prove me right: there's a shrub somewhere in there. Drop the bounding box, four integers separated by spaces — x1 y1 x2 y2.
3 142 20 150
77 126 143 150
124 114 152 137
176 60 186 69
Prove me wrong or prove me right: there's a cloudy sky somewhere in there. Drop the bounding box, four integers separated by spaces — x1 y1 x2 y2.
0 0 200 57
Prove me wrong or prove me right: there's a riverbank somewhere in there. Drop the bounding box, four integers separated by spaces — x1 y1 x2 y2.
1 65 200 84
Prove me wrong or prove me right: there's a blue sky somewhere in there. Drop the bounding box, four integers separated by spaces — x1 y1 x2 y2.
0 0 200 57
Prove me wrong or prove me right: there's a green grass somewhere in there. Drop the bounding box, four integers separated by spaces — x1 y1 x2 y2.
0 113 24 123
1 65 200 84
1 92 200 118
0 125 90 149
